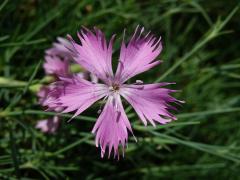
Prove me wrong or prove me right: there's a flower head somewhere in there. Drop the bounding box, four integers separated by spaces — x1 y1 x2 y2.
44 27 183 158
37 37 98 134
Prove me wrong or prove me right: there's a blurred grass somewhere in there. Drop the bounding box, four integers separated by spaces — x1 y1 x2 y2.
0 0 240 179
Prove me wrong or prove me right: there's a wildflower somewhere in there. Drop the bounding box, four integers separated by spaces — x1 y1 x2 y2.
37 37 97 134
37 85 62 133
43 55 69 77
45 27 182 158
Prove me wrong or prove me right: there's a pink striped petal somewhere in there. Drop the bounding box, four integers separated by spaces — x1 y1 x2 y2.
37 85 63 112
43 55 69 76
68 27 115 84
46 37 74 59
121 83 181 126
58 76 108 119
115 26 162 83
92 95 133 158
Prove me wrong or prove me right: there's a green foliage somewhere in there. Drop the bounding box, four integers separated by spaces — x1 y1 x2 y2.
0 0 240 179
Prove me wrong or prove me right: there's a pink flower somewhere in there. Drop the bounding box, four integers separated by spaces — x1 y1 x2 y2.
36 38 71 134
43 37 98 81
43 37 72 77
45 27 183 158
43 55 69 76
36 86 62 134
37 37 98 134
36 116 60 134
37 85 64 112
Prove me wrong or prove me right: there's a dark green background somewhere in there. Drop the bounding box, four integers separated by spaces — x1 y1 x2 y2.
0 0 240 179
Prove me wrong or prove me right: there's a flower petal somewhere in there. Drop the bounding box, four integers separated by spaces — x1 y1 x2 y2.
92 95 133 158
58 76 108 119
43 55 69 76
37 86 50 105
37 84 63 112
115 26 162 83
46 37 74 59
68 27 115 84
40 79 70 112
121 83 181 126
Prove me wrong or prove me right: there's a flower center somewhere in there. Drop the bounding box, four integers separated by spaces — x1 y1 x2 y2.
109 83 120 92
112 84 120 91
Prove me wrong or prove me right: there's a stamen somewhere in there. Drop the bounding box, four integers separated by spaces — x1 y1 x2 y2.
109 83 120 92
112 84 120 91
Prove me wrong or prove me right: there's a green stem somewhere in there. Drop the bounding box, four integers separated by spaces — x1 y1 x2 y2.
0 109 96 122
53 134 92 155
177 107 240 118
9 122 20 178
